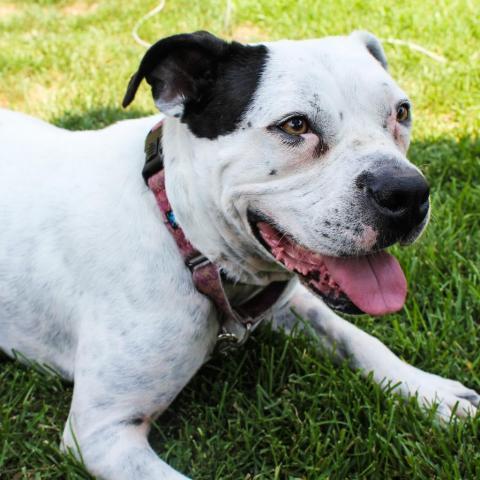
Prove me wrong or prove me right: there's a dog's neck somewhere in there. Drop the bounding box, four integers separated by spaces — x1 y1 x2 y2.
160 118 291 286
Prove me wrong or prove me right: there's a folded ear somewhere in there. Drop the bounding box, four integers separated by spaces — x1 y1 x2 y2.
350 31 388 70
122 31 228 115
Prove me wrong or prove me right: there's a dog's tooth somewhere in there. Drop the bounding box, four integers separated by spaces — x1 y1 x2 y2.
286 258 296 270
328 278 338 289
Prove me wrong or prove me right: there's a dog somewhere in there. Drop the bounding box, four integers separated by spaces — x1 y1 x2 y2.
1 30 478 480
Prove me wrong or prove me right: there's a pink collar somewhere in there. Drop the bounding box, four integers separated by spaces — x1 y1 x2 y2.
144 121 288 348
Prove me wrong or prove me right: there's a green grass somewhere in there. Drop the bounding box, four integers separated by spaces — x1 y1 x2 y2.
1 0 479 478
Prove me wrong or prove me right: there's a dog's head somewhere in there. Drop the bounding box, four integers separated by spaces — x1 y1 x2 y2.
124 31 429 316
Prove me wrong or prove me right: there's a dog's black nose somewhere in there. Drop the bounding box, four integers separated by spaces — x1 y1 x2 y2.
357 166 430 232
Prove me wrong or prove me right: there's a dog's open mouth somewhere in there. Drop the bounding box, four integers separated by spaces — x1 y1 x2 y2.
248 212 407 316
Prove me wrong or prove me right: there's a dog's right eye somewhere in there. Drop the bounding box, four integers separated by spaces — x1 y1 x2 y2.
279 116 309 135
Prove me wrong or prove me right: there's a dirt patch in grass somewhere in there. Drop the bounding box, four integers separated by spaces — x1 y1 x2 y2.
62 1 98 16
231 23 269 43
25 72 66 109
0 92 10 108
0 3 20 18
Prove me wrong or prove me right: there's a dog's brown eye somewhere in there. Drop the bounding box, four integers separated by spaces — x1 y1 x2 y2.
279 116 309 135
396 103 410 123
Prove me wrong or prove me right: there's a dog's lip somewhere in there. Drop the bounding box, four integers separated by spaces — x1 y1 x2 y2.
246 209 362 314
246 208 349 262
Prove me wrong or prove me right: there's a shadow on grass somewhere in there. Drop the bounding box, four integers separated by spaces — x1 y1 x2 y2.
51 105 154 131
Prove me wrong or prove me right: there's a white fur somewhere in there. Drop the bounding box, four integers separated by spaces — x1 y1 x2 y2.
0 33 478 480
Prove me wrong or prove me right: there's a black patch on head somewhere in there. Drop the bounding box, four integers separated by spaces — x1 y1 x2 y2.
123 31 268 140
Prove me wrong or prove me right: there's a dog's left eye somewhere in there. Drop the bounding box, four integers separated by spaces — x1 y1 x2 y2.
396 102 411 123
279 116 309 135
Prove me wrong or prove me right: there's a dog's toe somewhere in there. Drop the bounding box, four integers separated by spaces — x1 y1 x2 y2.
457 391 480 407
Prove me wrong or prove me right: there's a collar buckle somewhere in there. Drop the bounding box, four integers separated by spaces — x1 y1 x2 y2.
216 322 252 354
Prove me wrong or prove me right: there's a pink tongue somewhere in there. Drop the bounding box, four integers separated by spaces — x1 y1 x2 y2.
323 252 407 316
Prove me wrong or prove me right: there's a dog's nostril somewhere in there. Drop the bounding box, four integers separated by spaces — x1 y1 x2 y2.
369 187 410 213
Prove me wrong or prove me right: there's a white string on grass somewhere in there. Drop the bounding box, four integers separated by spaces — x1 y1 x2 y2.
382 38 447 63
223 0 233 33
132 0 234 48
132 0 166 48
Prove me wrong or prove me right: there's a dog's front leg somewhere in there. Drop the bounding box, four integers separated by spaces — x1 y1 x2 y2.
62 305 218 480
275 282 479 421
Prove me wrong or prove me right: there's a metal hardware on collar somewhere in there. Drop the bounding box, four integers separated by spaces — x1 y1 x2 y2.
186 254 210 271
216 322 252 354
142 123 164 185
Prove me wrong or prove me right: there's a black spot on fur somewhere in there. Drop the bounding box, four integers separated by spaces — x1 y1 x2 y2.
339 111 344 120
313 137 329 157
123 31 268 140
307 307 319 322
269 169 277 176
130 417 144 426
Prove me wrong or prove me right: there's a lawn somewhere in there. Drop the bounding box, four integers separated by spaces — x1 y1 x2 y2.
1 0 479 478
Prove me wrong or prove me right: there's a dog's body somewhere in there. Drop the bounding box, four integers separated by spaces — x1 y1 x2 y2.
1 32 478 479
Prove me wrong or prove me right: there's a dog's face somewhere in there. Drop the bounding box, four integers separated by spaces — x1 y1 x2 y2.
124 31 430 316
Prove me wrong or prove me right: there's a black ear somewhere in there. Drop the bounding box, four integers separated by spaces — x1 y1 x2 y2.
122 31 268 139
122 31 228 114
350 31 388 70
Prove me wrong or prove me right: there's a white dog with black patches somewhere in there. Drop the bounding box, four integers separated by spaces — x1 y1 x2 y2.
0 31 478 479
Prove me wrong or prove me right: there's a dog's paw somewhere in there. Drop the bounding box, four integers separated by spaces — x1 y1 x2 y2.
388 364 479 422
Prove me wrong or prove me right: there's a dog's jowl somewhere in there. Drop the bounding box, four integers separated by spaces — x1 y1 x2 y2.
0 31 478 480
